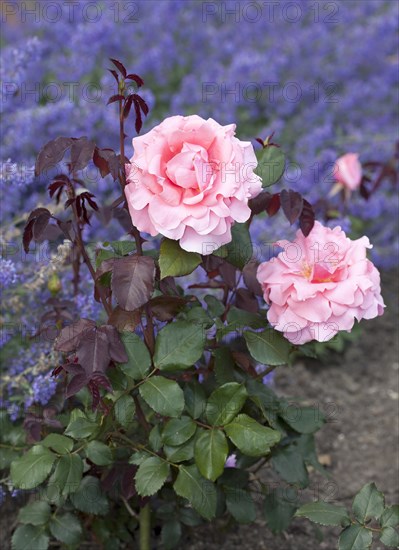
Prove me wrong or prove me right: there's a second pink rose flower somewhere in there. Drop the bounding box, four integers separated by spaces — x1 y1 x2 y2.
256 222 385 344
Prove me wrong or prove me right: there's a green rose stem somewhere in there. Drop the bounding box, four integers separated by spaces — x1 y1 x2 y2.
117 87 155 548
139 503 151 550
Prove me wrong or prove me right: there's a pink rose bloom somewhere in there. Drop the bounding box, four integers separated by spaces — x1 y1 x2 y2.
125 115 262 254
334 153 362 191
256 222 385 344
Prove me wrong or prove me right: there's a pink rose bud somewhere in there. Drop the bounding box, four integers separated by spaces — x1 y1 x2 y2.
125 115 262 254
225 454 237 468
334 153 362 191
256 222 385 345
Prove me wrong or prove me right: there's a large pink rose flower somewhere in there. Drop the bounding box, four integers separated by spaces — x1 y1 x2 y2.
256 222 385 344
125 115 262 254
333 153 362 191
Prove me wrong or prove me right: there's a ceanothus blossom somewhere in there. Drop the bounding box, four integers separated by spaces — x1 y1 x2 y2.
125 115 262 254
257 222 385 344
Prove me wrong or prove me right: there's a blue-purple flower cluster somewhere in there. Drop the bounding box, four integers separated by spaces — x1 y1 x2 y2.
1 0 397 266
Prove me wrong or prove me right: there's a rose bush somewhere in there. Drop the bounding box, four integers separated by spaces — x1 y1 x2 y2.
125 115 262 253
2 59 397 550
257 222 385 344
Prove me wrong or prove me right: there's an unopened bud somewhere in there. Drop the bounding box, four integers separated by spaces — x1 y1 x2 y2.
48 272 62 295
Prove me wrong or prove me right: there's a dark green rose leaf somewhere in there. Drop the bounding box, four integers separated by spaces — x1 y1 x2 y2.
380 505 399 528
41 434 74 455
162 416 197 446
139 376 185 418
12 525 49 550
194 429 228 482
184 382 207 419
159 239 201 278
86 441 113 466
114 394 136 428
11 445 56 489
225 414 280 457
263 488 298 533
206 382 247 426
154 321 205 371
70 476 109 515
255 146 285 187
18 502 51 526
49 454 83 496
49 513 82 545
244 328 291 366
118 332 151 380
380 526 399 548
174 465 217 520
338 525 373 550
135 456 170 497
225 486 256 524
352 483 385 523
295 501 350 526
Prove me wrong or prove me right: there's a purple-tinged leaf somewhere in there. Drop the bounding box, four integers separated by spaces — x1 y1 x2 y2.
91 373 113 392
22 219 35 254
35 137 73 176
218 260 237 289
88 380 101 410
112 255 155 311
255 137 265 147
360 178 370 200
299 199 315 237
107 94 125 105
123 94 134 119
48 180 65 200
27 207 51 223
57 220 74 241
108 69 119 83
32 212 51 240
82 192 99 211
98 325 129 363
81 199 90 225
76 328 110 376
249 191 273 215
121 465 137 499
108 306 142 332
235 288 259 313
149 295 189 321
133 99 143 134
63 362 85 376
66 373 88 398
93 148 120 180
64 198 75 210
126 74 144 87
134 94 149 115
243 261 262 296
70 137 96 172
55 318 96 353
110 58 127 78
266 193 281 217
280 189 303 225
23 208 52 252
